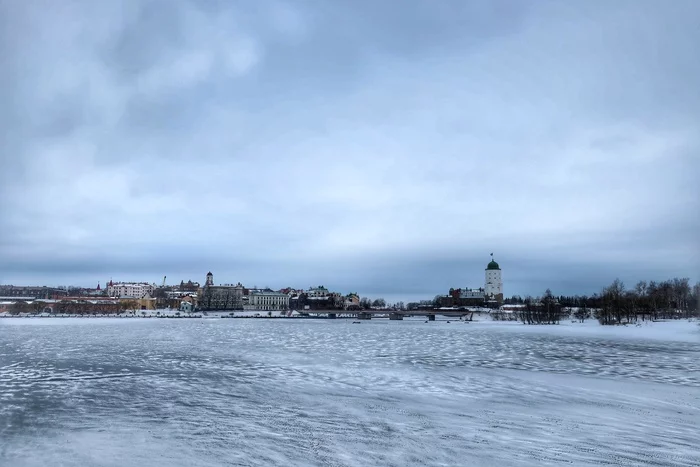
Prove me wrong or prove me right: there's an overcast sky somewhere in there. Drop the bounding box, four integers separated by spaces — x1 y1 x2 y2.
1 0 698 301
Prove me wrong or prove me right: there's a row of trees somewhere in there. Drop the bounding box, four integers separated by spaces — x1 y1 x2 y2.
491 289 562 324
5 301 47 315
358 297 389 309
504 278 697 312
298 296 395 311
6 300 141 315
497 278 698 325
187 289 399 312
519 289 561 324
595 278 697 325
406 297 444 311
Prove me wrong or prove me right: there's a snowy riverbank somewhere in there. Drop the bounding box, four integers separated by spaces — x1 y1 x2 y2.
466 316 700 342
1 312 698 342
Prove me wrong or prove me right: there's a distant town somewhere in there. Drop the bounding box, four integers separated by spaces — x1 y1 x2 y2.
1 256 698 325
0 257 504 315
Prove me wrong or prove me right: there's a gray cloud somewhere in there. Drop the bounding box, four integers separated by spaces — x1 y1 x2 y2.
1 0 698 299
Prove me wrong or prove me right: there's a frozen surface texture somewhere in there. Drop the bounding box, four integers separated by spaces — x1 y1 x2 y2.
1 318 699 466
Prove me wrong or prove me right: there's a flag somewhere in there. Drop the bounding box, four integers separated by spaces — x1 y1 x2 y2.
490 252 493 257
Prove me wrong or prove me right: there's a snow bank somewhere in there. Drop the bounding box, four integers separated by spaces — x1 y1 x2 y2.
474 318 700 343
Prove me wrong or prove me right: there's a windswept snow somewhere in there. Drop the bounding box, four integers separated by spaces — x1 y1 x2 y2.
1 318 698 466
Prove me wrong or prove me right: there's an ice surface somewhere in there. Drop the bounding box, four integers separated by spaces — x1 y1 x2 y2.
1 318 699 466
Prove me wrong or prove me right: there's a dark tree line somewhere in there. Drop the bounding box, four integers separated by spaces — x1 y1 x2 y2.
517 289 562 325
502 278 698 325
406 300 438 311
7 300 124 315
7 301 46 315
594 278 697 325
292 293 345 311
358 297 389 309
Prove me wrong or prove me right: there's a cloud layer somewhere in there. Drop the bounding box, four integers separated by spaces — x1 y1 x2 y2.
1 0 698 299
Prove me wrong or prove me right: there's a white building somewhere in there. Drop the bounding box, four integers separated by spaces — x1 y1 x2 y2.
244 290 289 311
107 281 155 299
484 257 503 301
166 291 197 299
179 301 195 313
306 286 330 298
460 288 485 299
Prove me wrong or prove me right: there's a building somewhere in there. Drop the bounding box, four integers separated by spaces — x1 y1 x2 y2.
179 300 195 313
166 290 197 299
290 290 344 311
199 272 245 310
82 283 107 296
107 280 156 299
307 286 331 297
0 285 68 299
437 255 505 307
133 295 157 311
345 293 360 310
484 256 503 303
178 280 200 293
244 289 290 311
459 288 485 299
279 287 303 296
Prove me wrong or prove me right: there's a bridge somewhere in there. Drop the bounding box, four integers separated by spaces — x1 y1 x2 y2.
296 308 487 321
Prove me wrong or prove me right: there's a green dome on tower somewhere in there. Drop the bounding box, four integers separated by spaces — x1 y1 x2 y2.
486 260 500 270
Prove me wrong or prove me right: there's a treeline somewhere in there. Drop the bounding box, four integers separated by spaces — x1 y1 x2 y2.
501 278 699 325
6 300 142 315
360 297 385 309
5 301 47 315
290 296 395 311
406 296 445 311
359 298 409 310
493 289 562 324
595 278 697 325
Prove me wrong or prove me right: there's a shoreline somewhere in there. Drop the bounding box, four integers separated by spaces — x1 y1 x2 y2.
2 314 698 342
0 314 325 320
1 312 697 323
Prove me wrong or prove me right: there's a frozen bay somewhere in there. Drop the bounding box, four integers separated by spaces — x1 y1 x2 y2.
1 318 699 466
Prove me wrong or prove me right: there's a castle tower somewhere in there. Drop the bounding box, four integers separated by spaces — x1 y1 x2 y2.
484 254 503 301
205 272 214 287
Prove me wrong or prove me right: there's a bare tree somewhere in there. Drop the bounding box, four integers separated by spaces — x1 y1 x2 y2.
672 278 691 317
541 289 560 324
574 296 588 323
31 301 46 314
120 300 138 314
9 301 30 315
597 279 625 325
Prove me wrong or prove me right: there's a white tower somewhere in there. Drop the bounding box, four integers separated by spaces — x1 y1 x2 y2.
205 272 214 287
484 254 503 301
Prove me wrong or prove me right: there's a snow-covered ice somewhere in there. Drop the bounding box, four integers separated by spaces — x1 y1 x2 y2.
1 318 698 466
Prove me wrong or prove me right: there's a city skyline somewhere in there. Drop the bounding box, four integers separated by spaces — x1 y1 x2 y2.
1 1 698 298
0 254 694 305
